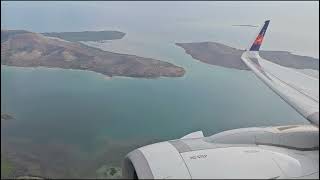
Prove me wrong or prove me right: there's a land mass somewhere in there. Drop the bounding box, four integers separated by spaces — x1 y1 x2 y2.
1 30 185 78
1 113 14 121
176 42 319 71
41 30 126 42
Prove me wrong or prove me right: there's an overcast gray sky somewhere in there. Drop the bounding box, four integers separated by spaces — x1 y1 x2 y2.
1 1 319 57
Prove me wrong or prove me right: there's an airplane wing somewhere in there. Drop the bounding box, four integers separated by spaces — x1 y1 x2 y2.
241 20 319 126
123 20 319 179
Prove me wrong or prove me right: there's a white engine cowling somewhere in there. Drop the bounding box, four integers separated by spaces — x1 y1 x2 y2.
123 125 319 179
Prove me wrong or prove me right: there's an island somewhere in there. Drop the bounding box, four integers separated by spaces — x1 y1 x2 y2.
1 113 14 121
176 42 319 71
41 30 126 42
1 30 185 78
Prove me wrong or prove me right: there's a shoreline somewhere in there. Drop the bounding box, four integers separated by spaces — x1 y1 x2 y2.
1 30 185 79
1 65 186 81
175 42 319 71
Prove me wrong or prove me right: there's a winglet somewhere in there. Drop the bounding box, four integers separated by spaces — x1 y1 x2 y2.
249 20 270 51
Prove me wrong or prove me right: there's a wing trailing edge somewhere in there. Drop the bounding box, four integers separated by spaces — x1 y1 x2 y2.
241 20 319 126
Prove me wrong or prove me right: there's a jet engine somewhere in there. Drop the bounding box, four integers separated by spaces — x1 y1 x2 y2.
123 125 319 179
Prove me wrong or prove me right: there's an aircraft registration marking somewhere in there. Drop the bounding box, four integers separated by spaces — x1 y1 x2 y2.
189 154 207 160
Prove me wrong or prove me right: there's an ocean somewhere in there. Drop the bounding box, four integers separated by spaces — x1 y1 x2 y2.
1 1 317 178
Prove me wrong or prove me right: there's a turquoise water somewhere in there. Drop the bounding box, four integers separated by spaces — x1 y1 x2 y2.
1 37 307 148
1 1 315 177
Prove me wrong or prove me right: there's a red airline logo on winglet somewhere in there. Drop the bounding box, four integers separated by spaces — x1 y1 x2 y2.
254 35 264 45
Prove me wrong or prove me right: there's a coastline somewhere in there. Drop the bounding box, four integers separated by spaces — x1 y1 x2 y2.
1 30 186 79
176 42 319 71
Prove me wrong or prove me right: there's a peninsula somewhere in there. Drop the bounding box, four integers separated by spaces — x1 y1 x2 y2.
176 42 319 71
1 30 185 78
41 30 125 42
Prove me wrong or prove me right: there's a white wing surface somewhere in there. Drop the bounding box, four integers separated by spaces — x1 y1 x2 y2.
241 20 319 126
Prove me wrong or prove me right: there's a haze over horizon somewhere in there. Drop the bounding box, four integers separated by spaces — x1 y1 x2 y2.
1 1 319 58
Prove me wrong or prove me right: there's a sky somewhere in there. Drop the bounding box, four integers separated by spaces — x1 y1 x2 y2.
1 1 319 57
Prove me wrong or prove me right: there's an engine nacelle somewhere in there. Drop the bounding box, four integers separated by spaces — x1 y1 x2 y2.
123 125 319 179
